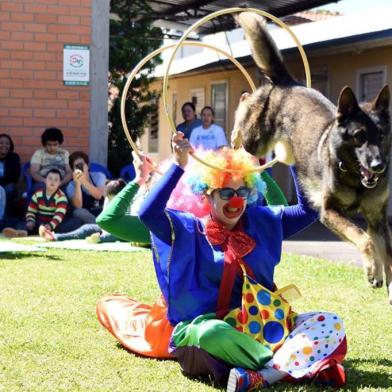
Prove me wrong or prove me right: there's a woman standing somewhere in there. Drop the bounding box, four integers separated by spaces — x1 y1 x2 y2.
189 106 228 150
176 102 202 140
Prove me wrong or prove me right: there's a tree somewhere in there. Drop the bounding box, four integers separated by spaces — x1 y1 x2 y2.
108 0 163 176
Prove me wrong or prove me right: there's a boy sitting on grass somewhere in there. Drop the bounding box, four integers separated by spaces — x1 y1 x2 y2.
2 169 80 237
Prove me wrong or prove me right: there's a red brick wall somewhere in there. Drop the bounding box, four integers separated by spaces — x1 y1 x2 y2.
0 0 92 163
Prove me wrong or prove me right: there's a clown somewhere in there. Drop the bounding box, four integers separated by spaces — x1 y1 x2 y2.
98 133 347 391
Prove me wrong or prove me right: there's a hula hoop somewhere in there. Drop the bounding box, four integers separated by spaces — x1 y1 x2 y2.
120 41 257 161
162 7 312 174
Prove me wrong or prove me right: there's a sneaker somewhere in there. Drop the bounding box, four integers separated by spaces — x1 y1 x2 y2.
2 227 28 238
227 367 266 392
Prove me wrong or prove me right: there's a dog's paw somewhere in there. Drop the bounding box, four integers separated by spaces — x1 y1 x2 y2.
369 277 383 288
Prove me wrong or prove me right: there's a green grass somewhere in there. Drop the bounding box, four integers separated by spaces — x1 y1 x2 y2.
0 246 391 391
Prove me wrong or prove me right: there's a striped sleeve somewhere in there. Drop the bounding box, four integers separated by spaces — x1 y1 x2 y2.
49 190 68 230
26 191 39 224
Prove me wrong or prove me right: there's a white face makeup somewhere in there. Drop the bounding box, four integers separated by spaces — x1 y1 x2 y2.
207 177 247 229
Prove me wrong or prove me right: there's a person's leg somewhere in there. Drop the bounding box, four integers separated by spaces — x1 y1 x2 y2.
55 216 83 233
3 183 18 216
52 223 101 241
173 314 273 370
0 186 5 221
98 232 120 243
2 220 34 237
72 207 96 224
227 312 347 391
96 293 173 359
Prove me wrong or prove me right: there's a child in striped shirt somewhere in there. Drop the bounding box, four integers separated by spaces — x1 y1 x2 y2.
2 169 80 237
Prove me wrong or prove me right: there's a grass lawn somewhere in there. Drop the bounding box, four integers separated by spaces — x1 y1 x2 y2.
1 245 391 391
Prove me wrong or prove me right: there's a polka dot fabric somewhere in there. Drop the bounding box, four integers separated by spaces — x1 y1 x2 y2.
266 311 345 379
224 269 296 352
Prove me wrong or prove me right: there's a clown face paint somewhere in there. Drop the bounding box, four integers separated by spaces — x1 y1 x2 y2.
207 177 248 229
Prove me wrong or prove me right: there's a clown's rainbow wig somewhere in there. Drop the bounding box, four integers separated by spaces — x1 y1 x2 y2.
187 147 265 195
167 147 266 217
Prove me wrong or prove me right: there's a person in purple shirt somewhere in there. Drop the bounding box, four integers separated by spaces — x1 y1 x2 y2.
137 133 347 391
176 102 202 140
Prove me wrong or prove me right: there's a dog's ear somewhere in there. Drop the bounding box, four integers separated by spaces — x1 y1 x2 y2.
337 86 359 121
372 85 390 114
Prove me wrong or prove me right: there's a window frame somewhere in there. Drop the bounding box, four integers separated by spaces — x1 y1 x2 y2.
210 80 228 131
356 65 387 102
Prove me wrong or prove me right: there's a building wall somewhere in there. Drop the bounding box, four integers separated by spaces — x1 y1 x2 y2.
141 67 258 160
0 0 92 163
144 44 392 164
141 43 392 208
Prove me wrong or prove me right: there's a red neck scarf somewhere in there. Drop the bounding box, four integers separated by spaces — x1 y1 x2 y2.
205 218 256 318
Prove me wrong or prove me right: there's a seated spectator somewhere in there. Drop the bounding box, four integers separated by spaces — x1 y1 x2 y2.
0 185 5 227
2 169 80 237
0 133 21 206
30 127 72 190
189 106 228 150
66 151 106 224
40 178 126 243
176 102 202 140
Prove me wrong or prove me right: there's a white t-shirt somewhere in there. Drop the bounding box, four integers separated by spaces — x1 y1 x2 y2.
189 124 228 150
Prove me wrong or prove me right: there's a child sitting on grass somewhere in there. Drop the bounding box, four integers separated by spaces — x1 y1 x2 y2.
2 169 80 237
39 178 127 243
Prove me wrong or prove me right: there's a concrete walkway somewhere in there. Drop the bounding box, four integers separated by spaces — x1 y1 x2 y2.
282 222 362 267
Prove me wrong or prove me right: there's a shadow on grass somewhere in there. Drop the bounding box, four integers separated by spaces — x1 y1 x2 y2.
343 358 392 390
0 252 63 261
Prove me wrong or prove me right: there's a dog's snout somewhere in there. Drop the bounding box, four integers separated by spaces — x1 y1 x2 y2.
370 159 386 173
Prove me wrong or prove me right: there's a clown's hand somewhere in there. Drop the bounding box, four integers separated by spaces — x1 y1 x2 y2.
172 132 193 169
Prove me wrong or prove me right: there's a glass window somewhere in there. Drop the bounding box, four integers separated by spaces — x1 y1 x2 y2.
211 82 227 130
359 71 384 102
190 88 205 116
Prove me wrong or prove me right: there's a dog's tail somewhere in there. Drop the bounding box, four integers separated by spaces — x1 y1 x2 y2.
237 12 295 85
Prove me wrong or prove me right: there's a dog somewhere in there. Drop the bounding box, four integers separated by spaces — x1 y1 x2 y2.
232 12 392 304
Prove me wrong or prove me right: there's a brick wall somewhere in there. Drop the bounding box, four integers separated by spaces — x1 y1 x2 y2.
0 0 92 164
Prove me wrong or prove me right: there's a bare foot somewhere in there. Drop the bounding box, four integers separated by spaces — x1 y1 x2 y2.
38 225 55 241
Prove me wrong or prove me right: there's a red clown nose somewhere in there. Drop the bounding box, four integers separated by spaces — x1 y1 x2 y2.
228 196 244 209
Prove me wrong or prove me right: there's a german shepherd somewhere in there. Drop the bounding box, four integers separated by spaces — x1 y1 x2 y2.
232 12 392 304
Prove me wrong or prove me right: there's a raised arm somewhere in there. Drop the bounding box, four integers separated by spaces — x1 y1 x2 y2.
96 154 153 244
96 181 150 243
281 166 319 239
139 133 192 243
139 164 184 243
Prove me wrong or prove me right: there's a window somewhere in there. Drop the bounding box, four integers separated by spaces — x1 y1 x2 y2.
190 88 205 116
357 66 386 102
146 97 159 153
211 82 227 130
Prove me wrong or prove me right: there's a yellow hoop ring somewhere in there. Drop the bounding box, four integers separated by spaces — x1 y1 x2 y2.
120 41 257 163
163 7 312 174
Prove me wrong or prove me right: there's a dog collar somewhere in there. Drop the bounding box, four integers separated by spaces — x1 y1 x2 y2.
338 161 348 172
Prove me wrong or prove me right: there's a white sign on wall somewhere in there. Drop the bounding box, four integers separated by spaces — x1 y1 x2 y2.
63 44 90 86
